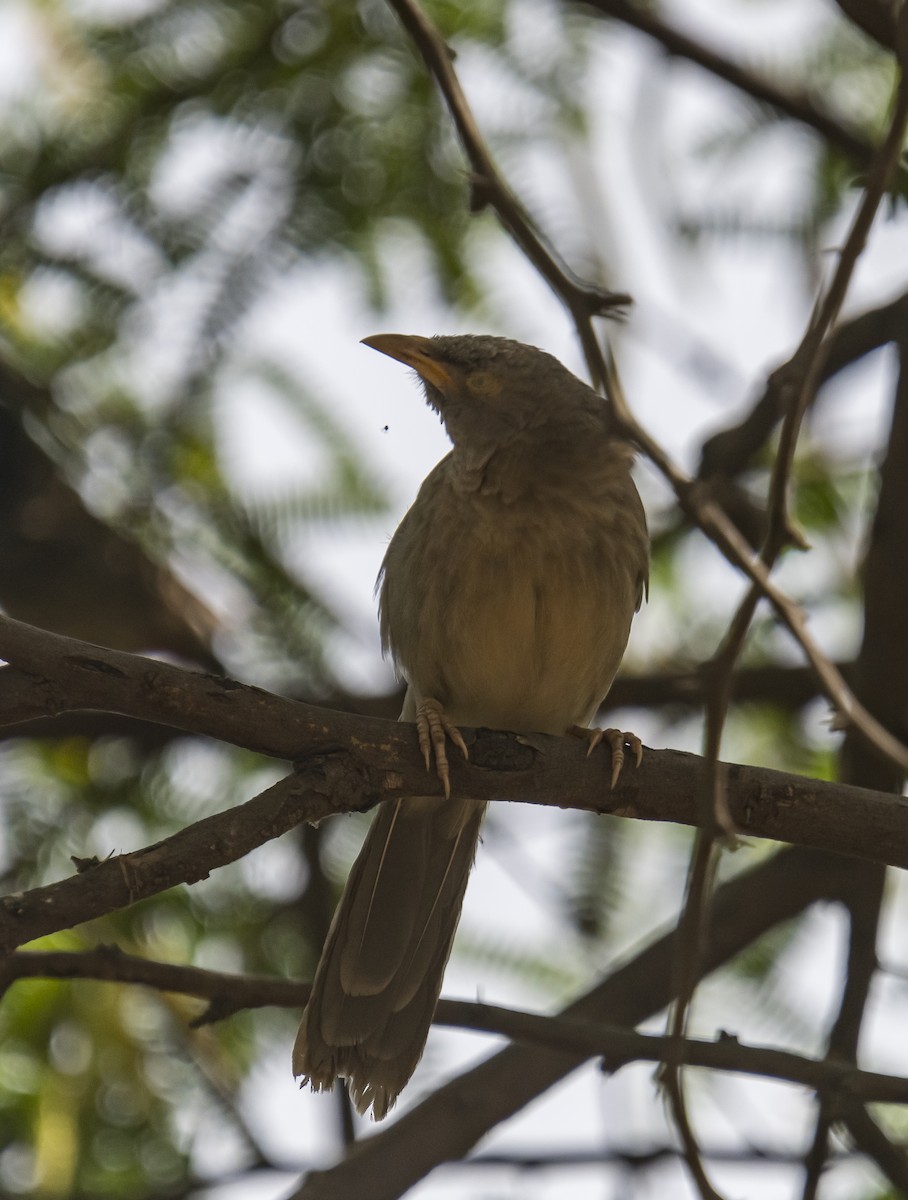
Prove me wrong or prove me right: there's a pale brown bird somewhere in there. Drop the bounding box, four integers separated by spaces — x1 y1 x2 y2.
293 333 648 1118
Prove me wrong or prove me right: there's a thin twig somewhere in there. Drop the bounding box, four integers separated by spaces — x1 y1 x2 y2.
7 947 908 1104
666 22 908 1187
577 0 876 167
703 6 908 797
693 0 908 991
386 0 630 322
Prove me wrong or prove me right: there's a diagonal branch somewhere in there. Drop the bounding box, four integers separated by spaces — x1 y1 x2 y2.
386 0 630 322
285 846 852 1200
576 0 876 166
802 238 908 1200
674 6 908 1120
698 291 908 482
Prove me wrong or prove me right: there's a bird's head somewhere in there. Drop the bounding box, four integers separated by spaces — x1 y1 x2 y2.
362 333 606 473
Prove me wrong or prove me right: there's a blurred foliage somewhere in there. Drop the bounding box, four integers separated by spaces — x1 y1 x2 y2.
0 0 903 1196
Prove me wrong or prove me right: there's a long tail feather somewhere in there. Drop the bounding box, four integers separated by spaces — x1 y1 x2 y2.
293 795 485 1119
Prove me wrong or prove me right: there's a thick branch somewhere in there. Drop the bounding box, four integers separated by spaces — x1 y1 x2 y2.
2 615 908 959
6 729 904 955
0 659 841 747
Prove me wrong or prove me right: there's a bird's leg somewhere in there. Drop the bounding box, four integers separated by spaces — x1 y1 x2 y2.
570 725 643 790
415 697 469 799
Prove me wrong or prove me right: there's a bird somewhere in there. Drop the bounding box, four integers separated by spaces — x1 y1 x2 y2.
292 333 649 1119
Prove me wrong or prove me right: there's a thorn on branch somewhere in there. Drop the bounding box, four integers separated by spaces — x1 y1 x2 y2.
97 942 126 960
467 171 494 212
71 855 102 873
581 286 634 317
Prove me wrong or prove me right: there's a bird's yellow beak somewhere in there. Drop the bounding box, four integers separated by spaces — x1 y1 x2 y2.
361 334 454 391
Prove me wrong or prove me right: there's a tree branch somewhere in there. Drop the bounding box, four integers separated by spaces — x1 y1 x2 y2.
803 225 908 1200
676 34 908 1162
286 846 853 1199
0 768 358 956
576 0 875 167
3 616 908 956
0 658 842 748
6 947 908 1106
386 0 631 321
831 0 900 52
698 292 908 483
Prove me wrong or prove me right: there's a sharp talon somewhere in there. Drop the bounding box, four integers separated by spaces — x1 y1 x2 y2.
415 698 466 799
417 723 432 772
433 737 451 799
583 728 604 757
450 727 469 761
610 744 625 790
570 725 643 790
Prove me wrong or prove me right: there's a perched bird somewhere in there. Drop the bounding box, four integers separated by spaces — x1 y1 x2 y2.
293 333 648 1118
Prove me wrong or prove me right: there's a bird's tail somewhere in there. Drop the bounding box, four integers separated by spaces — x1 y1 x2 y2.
293 794 485 1119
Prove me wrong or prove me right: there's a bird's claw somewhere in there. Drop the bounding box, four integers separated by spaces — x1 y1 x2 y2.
416 698 468 799
570 725 643 789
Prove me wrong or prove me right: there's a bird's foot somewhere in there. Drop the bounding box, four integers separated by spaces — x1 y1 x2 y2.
570 725 643 789
416 697 469 799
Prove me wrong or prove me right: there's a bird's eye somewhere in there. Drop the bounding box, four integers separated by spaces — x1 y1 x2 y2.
466 371 501 397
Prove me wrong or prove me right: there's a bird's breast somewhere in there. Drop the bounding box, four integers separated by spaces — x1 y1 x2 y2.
380 467 646 735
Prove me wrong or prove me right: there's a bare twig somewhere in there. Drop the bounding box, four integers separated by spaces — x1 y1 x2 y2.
698 291 908 482
577 0 876 167
802 243 908 1199
666 32 908 1186
694 0 908 942
701 15 908 752
838 1103 908 1195
386 0 630 324
662 1056 728 1200
285 848 851 1200
662 832 725 1200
